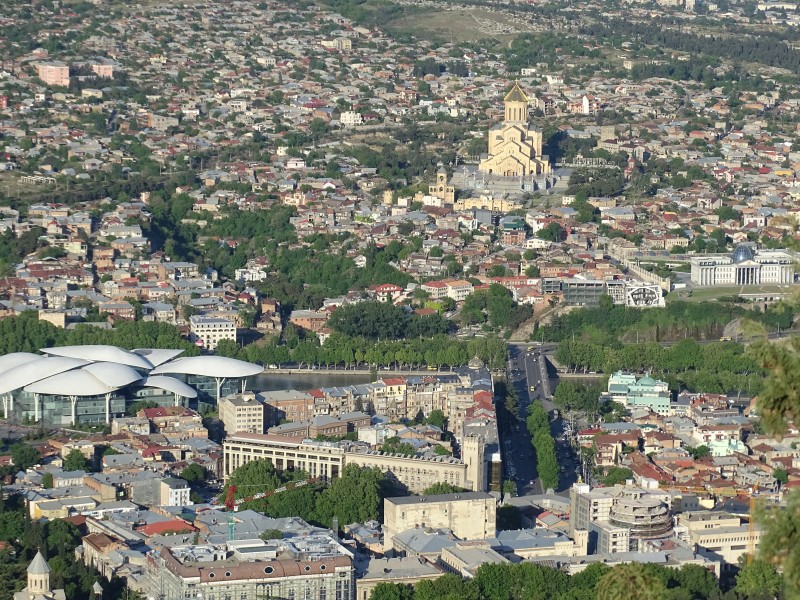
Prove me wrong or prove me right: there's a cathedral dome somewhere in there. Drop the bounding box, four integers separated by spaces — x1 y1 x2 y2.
732 244 755 264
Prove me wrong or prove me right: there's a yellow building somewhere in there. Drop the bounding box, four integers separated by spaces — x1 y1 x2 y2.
454 195 521 212
429 166 455 204
479 82 550 177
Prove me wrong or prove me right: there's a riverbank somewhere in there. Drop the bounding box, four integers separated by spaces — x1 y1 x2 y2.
261 367 453 375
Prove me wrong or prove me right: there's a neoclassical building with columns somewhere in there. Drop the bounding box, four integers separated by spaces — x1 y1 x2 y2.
689 245 794 287
479 81 551 177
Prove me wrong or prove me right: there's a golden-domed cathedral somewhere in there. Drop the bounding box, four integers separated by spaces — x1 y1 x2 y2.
479 81 550 177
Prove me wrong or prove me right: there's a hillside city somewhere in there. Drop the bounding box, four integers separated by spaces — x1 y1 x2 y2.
0 0 799 599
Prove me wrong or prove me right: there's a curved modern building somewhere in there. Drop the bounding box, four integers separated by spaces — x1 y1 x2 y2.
608 489 673 542
0 346 261 426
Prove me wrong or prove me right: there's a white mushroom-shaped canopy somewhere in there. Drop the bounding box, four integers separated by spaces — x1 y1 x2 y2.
0 357 89 395
138 375 198 398
150 355 262 378
41 345 154 369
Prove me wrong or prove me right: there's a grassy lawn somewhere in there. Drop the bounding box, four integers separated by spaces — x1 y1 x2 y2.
387 9 529 44
668 285 794 303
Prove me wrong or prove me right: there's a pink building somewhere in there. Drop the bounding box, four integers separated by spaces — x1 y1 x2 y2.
37 62 70 87
91 63 114 78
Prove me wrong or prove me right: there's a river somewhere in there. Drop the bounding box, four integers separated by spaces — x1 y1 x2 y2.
247 372 375 392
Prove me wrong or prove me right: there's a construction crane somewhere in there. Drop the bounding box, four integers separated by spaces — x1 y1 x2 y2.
221 479 316 541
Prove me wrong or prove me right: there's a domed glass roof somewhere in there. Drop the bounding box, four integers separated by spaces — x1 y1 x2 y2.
732 244 755 264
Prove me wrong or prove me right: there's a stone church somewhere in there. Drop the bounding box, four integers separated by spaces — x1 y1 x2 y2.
479 81 551 177
14 550 66 600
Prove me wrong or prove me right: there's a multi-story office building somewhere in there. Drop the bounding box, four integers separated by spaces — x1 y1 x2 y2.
223 433 485 494
145 537 354 600
677 511 763 569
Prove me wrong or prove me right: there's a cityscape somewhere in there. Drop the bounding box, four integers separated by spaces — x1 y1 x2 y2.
0 0 799 599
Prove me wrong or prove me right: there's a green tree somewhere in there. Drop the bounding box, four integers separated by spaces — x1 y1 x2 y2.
369 583 413 600
423 482 463 495
127 399 158 416
603 467 633 486
735 558 783 598
673 564 721 600
773 467 789 486
259 529 284 541
180 463 208 485
537 222 565 242
686 445 711 460
45 519 82 554
41 473 53 489
425 409 447 430
62 449 88 472
595 563 669 600
11 443 41 470
314 465 387 528
497 505 522 530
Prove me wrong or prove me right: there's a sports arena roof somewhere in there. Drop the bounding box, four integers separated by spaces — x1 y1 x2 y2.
0 346 260 397
150 355 262 378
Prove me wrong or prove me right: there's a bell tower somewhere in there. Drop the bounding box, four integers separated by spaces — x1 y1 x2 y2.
27 550 51 595
504 80 528 123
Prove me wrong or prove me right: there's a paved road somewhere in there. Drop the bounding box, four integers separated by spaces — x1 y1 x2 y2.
501 345 582 498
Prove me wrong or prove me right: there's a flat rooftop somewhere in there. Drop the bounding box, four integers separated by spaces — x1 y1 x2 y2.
386 491 493 505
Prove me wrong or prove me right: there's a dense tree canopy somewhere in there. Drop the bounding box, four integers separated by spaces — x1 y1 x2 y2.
222 460 389 530
368 561 737 600
328 301 451 340
62 450 88 472
526 403 558 491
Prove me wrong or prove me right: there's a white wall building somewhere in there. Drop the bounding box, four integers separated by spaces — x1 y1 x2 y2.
340 111 363 127
189 315 236 351
690 245 794 286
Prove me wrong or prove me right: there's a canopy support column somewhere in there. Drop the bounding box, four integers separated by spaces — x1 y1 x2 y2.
214 377 227 402
70 395 78 427
34 393 40 422
105 393 112 425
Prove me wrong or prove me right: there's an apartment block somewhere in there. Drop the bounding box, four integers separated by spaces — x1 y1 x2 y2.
219 392 265 435
37 62 70 86
189 315 236 351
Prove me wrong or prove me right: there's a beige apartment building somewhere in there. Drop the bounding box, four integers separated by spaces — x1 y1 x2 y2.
677 511 763 567
219 392 265 435
383 491 496 548
223 433 485 494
